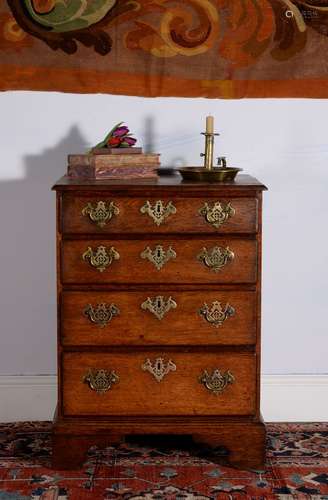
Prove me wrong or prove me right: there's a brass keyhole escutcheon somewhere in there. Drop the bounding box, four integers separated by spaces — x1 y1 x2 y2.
140 200 176 226
141 357 176 382
141 296 177 320
140 244 176 270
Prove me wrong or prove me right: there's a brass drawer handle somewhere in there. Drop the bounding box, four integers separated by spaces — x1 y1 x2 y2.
83 369 119 394
82 201 119 227
199 369 234 395
82 245 120 272
140 200 176 226
199 301 235 328
197 246 234 272
142 357 176 382
199 201 235 228
84 303 120 328
141 244 176 270
141 296 177 320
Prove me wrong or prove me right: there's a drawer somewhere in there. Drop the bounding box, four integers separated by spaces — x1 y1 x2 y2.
61 239 257 284
62 352 256 416
61 195 258 234
61 290 256 346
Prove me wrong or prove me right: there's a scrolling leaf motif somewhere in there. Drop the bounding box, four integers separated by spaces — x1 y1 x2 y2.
197 246 234 272
199 369 234 395
82 245 120 272
83 369 119 394
7 0 326 68
142 357 176 382
141 296 177 320
6 0 128 55
199 201 235 229
199 301 235 328
140 200 177 226
82 201 119 228
84 303 120 328
140 245 176 270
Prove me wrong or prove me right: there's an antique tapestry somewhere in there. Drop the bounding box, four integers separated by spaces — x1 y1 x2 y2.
1 0 328 98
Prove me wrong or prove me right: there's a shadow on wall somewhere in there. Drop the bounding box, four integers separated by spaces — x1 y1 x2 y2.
142 115 187 166
143 116 155 153
0 126 87 374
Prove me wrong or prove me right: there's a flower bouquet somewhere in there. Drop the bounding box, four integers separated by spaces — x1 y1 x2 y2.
91 122 139 153
68 121 160 179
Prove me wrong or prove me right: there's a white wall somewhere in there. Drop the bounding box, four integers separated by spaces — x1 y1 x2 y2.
0 92 327 375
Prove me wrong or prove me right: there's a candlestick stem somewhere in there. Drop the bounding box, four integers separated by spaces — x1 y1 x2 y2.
204 134 214 170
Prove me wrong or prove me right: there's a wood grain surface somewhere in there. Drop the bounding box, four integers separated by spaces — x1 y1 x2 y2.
53 174 266 470
62 351 256 416
62 195 258 234
53 174 267 192
61 238 257 284
61 290 256 346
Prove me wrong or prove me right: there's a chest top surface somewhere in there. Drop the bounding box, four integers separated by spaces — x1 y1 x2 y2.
52 174 267 194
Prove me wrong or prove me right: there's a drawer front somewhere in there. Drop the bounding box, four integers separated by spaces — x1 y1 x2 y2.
61 239 257 284
62 290 256 346
62 195 258 234
62 352 256 416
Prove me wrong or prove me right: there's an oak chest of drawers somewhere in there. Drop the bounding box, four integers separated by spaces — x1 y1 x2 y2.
52 174 267 470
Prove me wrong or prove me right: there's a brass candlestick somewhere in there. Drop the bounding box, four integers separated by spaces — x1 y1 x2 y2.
201 132 220 170
178 124 242 182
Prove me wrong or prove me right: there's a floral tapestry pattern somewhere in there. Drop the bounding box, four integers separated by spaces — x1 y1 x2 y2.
1 1 328 97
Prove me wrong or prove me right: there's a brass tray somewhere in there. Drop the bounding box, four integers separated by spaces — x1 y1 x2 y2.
178 166 242 183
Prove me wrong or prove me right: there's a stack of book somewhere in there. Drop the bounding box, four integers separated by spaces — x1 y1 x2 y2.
67 148 160 179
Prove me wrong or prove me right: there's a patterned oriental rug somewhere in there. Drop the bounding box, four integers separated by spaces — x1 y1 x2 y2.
0 422 327 499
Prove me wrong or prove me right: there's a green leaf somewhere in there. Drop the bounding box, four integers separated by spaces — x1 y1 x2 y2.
88 122 125 152
102 121 124 142
89 139 107 151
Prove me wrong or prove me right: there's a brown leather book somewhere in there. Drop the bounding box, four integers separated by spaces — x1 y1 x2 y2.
67 164 158 179
68 153 160 167
92 147 143 155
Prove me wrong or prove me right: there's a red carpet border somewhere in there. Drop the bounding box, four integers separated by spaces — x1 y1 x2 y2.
0 422 327 499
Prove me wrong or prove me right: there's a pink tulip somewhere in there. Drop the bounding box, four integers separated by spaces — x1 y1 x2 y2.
113 126 129 137
122 137 137 146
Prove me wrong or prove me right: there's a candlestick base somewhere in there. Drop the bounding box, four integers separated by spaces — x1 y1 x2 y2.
178 166 242 183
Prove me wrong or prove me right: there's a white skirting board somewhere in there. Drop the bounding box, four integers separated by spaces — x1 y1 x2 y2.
0 374 327 423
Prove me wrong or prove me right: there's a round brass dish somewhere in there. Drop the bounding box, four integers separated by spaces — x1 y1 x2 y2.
178 167 242 183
